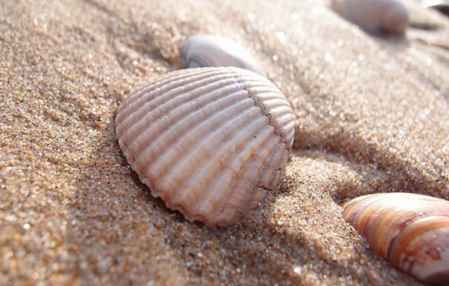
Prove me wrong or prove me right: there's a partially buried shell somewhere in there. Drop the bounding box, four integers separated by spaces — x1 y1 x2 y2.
115 67 295 227
420 0 449 16
331 0 409 35
343 193 449 285
180 35 264 75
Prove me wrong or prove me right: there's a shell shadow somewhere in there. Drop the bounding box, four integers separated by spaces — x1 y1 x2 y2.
294 125 449 201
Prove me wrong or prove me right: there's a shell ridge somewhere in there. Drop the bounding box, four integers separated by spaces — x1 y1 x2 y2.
117 68 217 121
133 91 252 173
117 73 239 135
197 126 275 221
137 95 253 179
117 75 242 142
167 114 267 213
271 151 289 188
117 69 236 125
215 134 280 222
232 71 293 149
259 142 286 188
123 82 246 156
257 98 292 109
230 70 292 190
255 136 282 190
252 136 280 189
123 68 224 104
155 107 263 205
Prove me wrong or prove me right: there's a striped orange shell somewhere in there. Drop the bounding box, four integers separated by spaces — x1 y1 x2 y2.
343 193 449 285
115 67 295 227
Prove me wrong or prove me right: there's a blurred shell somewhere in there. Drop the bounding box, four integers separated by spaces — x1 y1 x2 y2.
180 35 264 75
343 193 449 285
421 0 449 16
115 67 295 227
331 0 409 34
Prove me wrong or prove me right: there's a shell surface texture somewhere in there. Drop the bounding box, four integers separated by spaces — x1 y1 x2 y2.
180 35 264 75
331 0 409 35
115 67 295 227
343 192 449 285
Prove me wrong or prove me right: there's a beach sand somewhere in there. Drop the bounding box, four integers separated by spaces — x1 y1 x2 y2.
1 0 449 285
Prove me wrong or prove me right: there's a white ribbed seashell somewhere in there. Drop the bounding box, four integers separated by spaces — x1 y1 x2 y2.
115 67 295 227
180 35 264 75
343 193 449 285
331 0 409 35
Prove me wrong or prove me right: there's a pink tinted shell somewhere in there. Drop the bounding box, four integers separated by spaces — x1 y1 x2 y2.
115 67 295 227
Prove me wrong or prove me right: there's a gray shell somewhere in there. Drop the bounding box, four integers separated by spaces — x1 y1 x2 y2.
331 0 409 35
180 35 264 75
421 0 449 8
420 0 449 15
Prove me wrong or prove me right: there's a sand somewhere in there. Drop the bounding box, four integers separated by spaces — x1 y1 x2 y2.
1 0 449 285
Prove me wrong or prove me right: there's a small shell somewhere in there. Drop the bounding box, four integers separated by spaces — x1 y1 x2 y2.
115 67 295 227
331 0 409 35
343 193 449 285
421 0 449 16
180 35 264 75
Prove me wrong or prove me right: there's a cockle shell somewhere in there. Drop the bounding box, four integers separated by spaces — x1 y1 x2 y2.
331 0 409 35
115 67 295 227
180 35 264 75
343 193 449 285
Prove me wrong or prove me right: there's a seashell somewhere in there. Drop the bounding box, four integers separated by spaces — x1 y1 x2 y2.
180 35 264 75
331 0 409 35
420 0 449 16
343 193 449 285
115 67 295 227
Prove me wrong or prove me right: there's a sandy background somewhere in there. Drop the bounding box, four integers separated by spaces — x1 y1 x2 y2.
1 0 449 285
